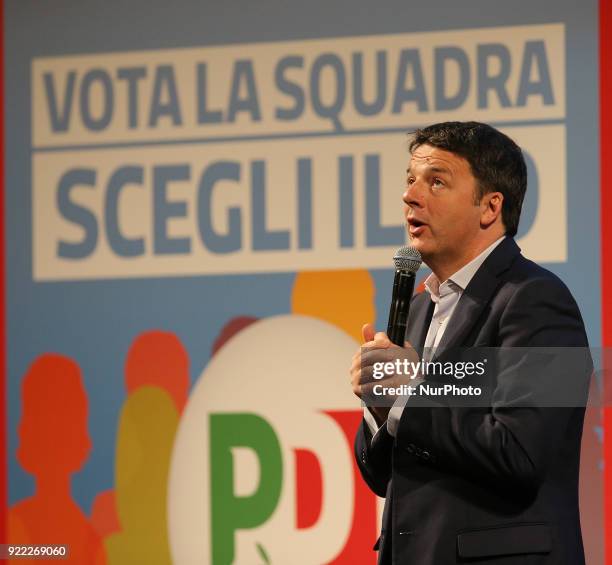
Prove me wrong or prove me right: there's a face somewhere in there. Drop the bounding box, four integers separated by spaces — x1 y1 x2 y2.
403 144 484 267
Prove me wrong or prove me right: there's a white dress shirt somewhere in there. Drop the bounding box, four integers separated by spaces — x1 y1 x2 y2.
364 236 505 438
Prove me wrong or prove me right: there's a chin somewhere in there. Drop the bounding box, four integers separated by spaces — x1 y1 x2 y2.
408 239 437 265
408 236 427 253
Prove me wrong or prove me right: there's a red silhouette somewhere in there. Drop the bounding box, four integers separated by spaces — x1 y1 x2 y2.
9 353 106 564
212 316 258 355
124 330 189 413
90 490 120 539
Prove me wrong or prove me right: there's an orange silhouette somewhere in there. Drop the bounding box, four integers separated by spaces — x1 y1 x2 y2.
8 353 106 564
124 330 189 413
292 270 376 342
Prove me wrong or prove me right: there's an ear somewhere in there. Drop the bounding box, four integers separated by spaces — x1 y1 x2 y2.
480 192 504 228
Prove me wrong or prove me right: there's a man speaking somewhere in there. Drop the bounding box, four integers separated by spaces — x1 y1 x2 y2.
350 122 591 564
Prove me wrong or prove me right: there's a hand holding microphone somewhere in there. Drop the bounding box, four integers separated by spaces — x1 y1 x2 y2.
350 247 422 421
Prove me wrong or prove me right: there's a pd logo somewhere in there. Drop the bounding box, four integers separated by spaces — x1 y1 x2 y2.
168 316 380 564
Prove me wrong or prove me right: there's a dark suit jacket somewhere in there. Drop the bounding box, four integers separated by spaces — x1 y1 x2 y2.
355 237 591 564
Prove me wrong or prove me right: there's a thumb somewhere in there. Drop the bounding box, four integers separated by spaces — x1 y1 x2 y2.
362 323 375 344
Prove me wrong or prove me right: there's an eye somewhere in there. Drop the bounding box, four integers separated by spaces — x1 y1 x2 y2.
432 177 444 188
406 176 415 186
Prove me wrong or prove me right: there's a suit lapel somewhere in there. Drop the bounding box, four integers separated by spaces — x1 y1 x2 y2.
432 271 498 358
432 237 521 360
405 293 434 354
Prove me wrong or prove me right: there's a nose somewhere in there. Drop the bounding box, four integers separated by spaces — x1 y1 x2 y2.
403 179 425 209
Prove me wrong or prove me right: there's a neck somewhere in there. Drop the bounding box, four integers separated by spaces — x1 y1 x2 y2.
36 471 71 499
427 234 504 283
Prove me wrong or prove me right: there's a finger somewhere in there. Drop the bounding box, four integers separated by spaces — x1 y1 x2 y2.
360 342 403 367
358 364 375 385
401 340 422 363
350 353 363 375
351 343 387 382
361 339 389 350
373 331 392 347
362 323 375 344
350 366 363 397
359 347 388 370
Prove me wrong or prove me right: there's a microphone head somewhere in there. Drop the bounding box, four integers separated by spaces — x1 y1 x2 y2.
393 246 422 273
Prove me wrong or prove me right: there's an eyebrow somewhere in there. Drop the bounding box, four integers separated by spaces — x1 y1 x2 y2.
406 165 452 176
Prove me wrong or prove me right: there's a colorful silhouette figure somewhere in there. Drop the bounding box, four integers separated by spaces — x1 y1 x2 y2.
212 316 259 355
9 353 106 564
101 330 189 564
292 270 376 342
104 387 178 565
91 331 190 543
90 490 121 540
124 330 189 413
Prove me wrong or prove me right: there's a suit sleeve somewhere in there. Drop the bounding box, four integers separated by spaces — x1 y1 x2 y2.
354 417 394 498
394 276 591 494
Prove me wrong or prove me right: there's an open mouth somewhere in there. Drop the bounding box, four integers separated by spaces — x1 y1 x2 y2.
408 218 427 236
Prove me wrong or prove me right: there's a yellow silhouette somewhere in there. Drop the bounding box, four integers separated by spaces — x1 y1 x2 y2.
104 387 178 564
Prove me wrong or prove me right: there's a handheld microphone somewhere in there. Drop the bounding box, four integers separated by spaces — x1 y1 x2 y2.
387 246 422 345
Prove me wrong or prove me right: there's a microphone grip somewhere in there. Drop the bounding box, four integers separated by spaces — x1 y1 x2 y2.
387 270 416 346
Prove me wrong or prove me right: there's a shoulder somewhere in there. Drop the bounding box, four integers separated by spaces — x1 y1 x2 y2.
503 254 574 297
494 254 588 347
498 253 583 317
480 237 574 301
